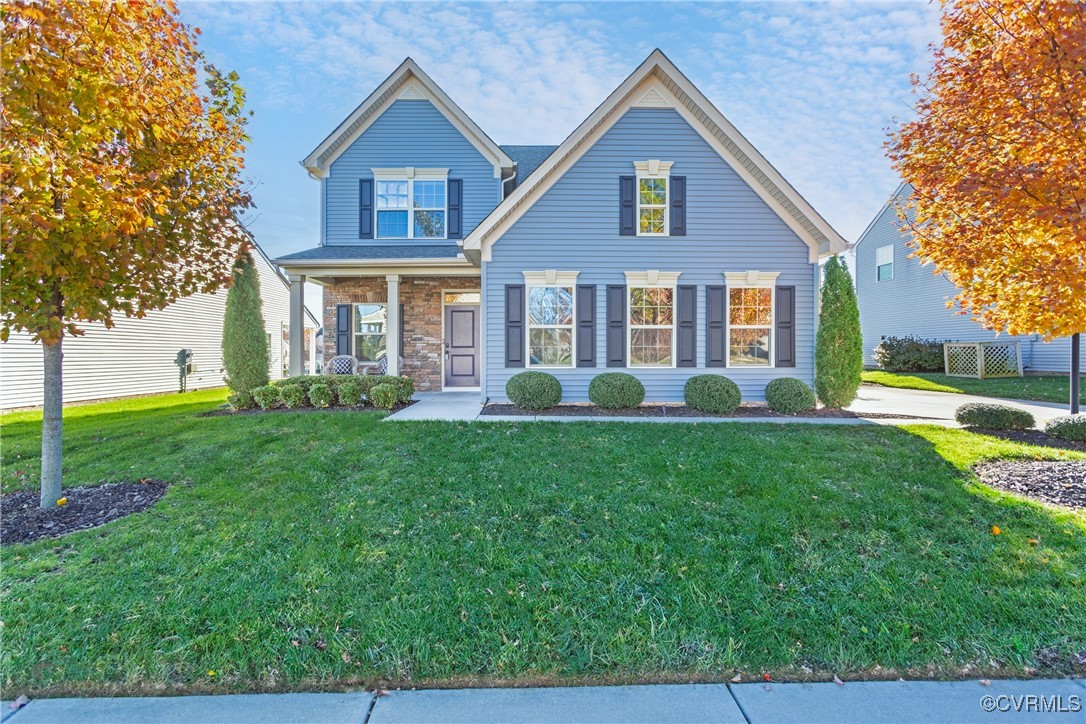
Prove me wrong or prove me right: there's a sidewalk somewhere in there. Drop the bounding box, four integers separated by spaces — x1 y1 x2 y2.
5 679 1084 723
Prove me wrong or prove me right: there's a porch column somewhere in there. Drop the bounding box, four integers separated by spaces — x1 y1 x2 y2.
386 274 400 377
288 274 306 376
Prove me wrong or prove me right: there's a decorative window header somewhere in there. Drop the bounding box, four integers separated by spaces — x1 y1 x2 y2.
724 271 780 288
633 160 674 178
370 167 449 180
522 270 580 286
625 270 681 287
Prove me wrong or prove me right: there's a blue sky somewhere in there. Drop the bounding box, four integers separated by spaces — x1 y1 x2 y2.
181 0 940 262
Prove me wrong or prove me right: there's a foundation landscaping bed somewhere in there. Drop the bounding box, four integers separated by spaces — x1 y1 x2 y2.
2 388 1085 695
205 374 416 415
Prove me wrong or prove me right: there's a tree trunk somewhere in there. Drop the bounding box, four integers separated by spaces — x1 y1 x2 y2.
40 337 63 509
1072 333 1081 415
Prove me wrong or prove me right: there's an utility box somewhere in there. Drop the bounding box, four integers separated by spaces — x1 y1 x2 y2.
175 349 193 392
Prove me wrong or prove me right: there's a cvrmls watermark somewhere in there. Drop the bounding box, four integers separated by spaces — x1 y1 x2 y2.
980 694 1082 714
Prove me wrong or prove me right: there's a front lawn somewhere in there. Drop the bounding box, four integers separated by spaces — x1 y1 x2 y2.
1 390 1084 695
862 370 1084 405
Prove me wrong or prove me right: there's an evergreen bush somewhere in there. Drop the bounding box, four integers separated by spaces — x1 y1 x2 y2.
222 251 270 408
873 336 946 372
815 256 863 408
588 373 645 409
955 403 1034 430
506 371 563 410
308 383 332 409
764 378 816 414
1044 414 1086 441
683 375 741 414
370 382 398 410
251 385 280 410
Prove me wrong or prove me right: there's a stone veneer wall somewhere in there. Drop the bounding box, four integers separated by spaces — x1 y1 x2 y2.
322 276 481 392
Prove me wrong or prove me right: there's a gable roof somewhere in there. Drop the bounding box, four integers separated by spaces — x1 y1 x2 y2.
462 49 848 263
853 182 912 250
301 58 514 179
500 145 559 188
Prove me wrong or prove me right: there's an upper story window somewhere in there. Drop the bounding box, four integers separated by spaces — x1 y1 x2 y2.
875 245 894 281
634 160 673 236
725 271 779 367
524 271 578 367
625 270 681 367
372 168 447 239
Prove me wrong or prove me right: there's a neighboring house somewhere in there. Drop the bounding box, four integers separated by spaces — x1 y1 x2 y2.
276 50 848 401
0 241 320 409
854 183 1071 373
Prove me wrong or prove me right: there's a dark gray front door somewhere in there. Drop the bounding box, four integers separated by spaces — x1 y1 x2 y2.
444 305 480 387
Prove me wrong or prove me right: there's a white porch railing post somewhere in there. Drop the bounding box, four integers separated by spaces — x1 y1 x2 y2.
288 274 306 376
386 274 400 377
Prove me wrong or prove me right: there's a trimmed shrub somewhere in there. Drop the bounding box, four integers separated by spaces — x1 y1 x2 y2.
955 402 1034 430
337 378 366 407
274 375 319 393
393 376 414 404
309 383 332 409
873 336 945 372
1045 414 1086 441
222 251 270 408
588 372 645 409
359 375 414 404
370 382 398 411
683 375 741 414
765 378 816 414
506 371 562 410
279 383 305 409
252 385 280 410
815 255 863 408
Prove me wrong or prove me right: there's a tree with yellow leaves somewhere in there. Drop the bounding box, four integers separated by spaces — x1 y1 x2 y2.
1 1 252 507
887 0 1085 410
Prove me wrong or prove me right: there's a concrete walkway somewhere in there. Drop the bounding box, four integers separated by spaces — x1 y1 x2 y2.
847 384 1070 426
5 680 1083 723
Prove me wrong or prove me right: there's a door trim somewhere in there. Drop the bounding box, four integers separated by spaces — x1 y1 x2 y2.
441 289 481 390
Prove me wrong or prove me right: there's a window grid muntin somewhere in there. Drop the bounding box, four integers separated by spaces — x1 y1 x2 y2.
726 287 774 367
628 286 675 367
637 177 668 236
374 178 447 239
527 286 575 368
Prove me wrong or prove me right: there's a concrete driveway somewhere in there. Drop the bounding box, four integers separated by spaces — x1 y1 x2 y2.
848 383 1071 427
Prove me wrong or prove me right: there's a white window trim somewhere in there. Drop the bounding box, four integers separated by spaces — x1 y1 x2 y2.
372 167 449 240
625 270 679 369
724 271 779 368
875 244 894 281
351 302 389 366
634 160 673 237
524 270 579 369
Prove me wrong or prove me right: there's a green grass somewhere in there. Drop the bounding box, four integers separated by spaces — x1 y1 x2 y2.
862 370 1084 405
2 391 1084 695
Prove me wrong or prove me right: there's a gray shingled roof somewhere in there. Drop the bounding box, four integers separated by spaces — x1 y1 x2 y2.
501 145 558 187
276 244 464 261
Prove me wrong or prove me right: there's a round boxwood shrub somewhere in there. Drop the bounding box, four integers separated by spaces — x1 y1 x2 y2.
506 371 562 410
1045 414 1086 441
251 385 280 410
683 375 741 414
394 375 415 404
309 383 332 409
279 383 305 409
370 382 398 411
588 372 645 409
764 378 816 415
337 378 366 407
955 402 1034 430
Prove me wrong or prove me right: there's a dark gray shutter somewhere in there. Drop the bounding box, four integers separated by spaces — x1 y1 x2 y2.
606 285 626 367
670 176 686 236
776 285 796 367
676 284 696 367
576 284 596 367
447 178 463 239
359 179 374 239
505 285 525 367
619 176 635 236
336 304 351 356
706 285 726 367
399 304 405 358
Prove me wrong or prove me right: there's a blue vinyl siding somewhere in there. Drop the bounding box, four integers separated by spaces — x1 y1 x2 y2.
484 108 817 402
324 100 499 246
855 185 1071 372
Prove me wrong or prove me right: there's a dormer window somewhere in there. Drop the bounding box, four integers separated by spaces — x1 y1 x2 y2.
372 168 448 239
634 160 673 236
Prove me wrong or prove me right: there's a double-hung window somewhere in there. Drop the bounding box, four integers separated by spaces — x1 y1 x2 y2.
634 160 673 236
373 168 447 239
353 303 388 363
875 245 894 281
626 271 680 367
725 271 779 367
524 271 578 367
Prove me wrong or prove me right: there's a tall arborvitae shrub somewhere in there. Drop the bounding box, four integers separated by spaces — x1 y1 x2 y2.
222 250 269 407
815 255 863 408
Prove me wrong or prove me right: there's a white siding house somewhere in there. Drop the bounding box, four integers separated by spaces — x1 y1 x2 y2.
854 184 1072 373
0 244 319 410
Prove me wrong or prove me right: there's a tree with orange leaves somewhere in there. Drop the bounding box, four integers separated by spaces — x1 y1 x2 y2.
1 1 252 507
887 0 1085 409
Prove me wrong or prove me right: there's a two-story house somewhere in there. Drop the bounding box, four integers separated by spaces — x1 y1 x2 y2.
276 50 849 402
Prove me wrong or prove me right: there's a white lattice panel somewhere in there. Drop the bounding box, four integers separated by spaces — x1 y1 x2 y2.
944 342 1022 379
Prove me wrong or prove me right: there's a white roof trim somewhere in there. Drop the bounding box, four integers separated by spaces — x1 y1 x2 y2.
301 58 514 179
853 182 911 251
464 49 848 263
724 270 780 287
523 270 580 285
625 270 681 286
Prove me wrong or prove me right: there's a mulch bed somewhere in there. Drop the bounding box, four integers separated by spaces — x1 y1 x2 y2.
480 403 929 420
1 480 169 546
966 428 1086 452
973 461 1086 510
201 400 415 417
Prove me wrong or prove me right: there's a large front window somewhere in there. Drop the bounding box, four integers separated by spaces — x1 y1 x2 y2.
354 303 387 363
727 287 772 366
527 286 574 366
375 178 446 239
629 286 674 366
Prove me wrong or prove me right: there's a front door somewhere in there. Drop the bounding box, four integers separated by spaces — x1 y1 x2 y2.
444 304 480 387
